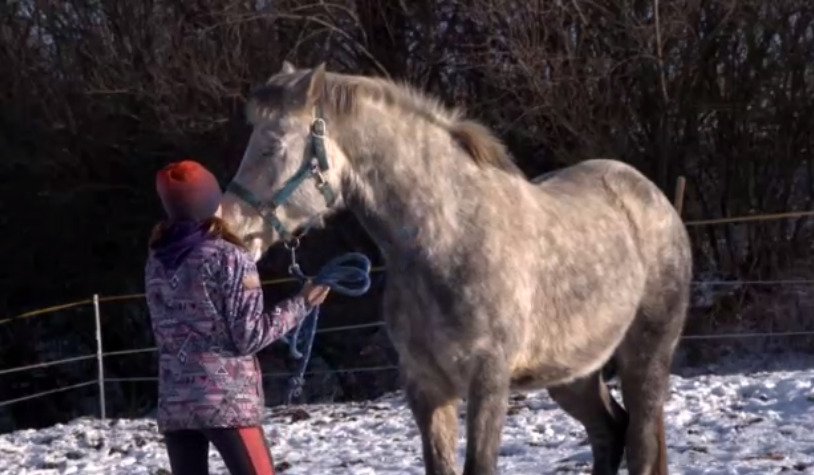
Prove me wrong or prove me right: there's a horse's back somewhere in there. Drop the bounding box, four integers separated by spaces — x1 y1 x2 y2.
533 159 689 263
533 158 692 324
532 158 658 204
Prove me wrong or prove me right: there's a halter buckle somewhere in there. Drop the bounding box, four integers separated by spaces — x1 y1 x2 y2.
288 262 301 276
286 238 301 276
311 118 326 137
310 159 329 187
284 237 300 251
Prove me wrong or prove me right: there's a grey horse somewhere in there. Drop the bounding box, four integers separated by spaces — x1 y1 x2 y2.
219 62 691 475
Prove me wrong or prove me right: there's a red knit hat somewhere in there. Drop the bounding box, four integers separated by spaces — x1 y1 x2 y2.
156 160 222 221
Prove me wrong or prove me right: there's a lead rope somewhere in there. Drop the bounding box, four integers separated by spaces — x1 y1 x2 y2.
281 243 372 404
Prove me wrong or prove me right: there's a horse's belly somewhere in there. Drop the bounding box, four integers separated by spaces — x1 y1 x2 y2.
509 362 580 390
508 309 632 389
508 351 614 389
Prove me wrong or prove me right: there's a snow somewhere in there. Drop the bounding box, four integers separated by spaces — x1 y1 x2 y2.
1 357 813 474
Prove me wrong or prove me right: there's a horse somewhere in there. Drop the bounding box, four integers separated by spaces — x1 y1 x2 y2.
218 61 692 475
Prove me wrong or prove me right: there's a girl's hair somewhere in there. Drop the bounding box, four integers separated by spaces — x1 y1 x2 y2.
149 217 247 250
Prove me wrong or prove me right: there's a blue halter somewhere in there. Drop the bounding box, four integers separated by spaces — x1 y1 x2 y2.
225 112 372 404
226 116 336 242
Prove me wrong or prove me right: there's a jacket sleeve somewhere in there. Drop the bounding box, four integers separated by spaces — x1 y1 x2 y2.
220 247 310 356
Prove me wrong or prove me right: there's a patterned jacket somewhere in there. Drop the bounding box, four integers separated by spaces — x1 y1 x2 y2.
145 238 309 432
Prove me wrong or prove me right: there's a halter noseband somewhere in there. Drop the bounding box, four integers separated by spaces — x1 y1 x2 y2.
226 114 337 243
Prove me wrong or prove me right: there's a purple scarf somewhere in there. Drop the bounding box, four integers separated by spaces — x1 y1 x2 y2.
151 220 212 271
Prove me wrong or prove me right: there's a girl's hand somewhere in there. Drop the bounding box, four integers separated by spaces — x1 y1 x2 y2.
300 281 330 307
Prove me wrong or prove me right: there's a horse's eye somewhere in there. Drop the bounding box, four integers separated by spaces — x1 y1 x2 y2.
260 140 281 158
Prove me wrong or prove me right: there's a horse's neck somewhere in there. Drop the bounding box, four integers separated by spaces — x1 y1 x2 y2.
338 108 478 264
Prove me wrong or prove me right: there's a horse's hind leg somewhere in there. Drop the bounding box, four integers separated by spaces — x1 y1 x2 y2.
549 370 628 475
617 294 686 475
406 378 460 475
616 343 671 475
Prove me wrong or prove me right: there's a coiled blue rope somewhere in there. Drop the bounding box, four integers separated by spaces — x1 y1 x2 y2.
281 252 372 404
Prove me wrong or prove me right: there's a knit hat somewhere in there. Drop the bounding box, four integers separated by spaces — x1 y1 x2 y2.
156 160 222 221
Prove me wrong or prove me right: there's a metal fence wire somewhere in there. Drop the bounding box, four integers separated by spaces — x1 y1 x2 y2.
2 205 814 413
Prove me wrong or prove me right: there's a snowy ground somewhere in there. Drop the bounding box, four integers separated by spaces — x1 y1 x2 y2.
1 358 813 474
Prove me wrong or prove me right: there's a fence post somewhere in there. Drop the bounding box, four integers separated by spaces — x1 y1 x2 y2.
674 175 687 217
93 294 106 419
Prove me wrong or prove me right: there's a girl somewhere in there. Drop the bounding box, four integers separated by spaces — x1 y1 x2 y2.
145 160 329 475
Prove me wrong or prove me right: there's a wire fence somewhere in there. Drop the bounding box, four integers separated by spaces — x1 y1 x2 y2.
2 206 814 413
0 381 98 408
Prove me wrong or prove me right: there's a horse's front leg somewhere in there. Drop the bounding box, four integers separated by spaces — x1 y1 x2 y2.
463 356 510 475
406 378 461 475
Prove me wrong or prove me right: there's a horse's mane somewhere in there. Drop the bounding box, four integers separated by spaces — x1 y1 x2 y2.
250 72 522 175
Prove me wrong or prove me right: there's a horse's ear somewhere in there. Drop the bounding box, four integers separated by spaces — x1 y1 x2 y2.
280 60 296 74
289 63 326 107
265 61 296 83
